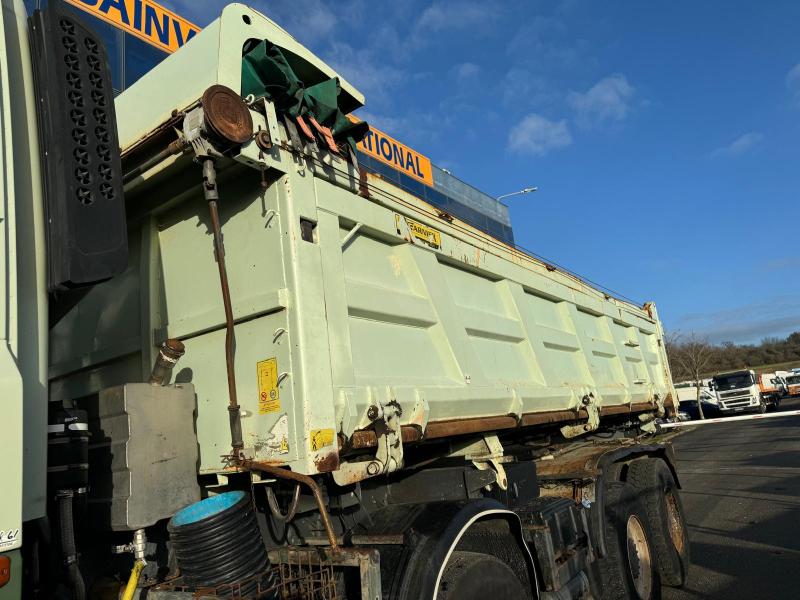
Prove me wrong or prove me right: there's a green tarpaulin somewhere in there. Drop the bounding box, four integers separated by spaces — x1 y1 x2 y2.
242 41 368 153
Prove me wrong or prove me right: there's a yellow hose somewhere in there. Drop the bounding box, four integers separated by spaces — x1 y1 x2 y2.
121 559 145 600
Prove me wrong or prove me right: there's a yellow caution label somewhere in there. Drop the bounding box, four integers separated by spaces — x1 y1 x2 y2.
257 358 280 414
396 214 441 249
310 428 335 452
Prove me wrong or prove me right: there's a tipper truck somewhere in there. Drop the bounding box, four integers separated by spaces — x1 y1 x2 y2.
1 2 688 599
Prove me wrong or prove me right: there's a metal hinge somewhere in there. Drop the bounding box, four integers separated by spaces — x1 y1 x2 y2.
333 399 404 485
560 393 600 438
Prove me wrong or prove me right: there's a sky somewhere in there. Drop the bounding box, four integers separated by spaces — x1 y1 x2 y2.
162 0 800 345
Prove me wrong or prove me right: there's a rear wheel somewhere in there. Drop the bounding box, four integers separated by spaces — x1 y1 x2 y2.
437 551 529 599
626 459 690 587
598 483 661 600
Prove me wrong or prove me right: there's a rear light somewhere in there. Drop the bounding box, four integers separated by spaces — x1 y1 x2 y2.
0 555 10 587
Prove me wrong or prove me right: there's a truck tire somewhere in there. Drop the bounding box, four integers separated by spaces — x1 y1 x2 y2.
437 551 530 599
598 482 661 600
626 459 690 587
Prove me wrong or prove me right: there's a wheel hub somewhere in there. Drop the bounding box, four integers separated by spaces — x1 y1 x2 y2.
626 515 653 598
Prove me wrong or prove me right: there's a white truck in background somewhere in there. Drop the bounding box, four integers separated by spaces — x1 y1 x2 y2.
675 386 717 405
786 373 800 397
711 370 782 414
761 372 788 400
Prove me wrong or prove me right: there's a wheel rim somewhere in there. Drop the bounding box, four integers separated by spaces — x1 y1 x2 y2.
665 491 686 555
626 515 653 599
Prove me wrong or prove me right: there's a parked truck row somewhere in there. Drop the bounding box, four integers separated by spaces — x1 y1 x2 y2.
675 367 799 419
1 2 690 599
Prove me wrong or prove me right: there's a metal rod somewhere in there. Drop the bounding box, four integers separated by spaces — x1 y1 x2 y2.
202 159 243 454
243 461 339 550
658 409 800 429
123 138 187 184
266 483 301 523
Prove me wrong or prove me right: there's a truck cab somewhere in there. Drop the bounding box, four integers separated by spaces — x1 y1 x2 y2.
712 369 771 414
786 374 800 397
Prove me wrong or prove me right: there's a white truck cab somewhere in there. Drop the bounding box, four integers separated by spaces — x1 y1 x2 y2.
712 369 768 414
786 374 800 397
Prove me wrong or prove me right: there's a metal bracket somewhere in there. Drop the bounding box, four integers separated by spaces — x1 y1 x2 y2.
560 393 600 438
452 434 509 491
333 399 404 485
639 412 658 433
653 392 665 417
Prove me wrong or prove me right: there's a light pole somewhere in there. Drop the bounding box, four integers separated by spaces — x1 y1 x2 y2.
497 186 538 201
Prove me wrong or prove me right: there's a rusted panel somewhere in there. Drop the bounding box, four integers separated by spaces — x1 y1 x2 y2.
346 426 422 450
520 410 582 427
314 450 340 473
601 402 654 417
535 441 638 480
663 392 677 418
343 403 658 451
424 415 519 438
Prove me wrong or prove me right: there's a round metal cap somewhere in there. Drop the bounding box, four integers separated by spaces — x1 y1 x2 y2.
201 84 253 145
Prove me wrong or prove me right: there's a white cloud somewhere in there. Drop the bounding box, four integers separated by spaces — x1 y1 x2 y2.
324 40 405 104
416 1 497 32
786 63 800 85
501 68 558 110
567 74 634 129
709 132 764 158
454 62 480 81
786 63 800 105
508 114 572 156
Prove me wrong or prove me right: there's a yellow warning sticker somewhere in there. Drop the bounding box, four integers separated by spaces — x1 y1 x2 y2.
310 428 335 452
395 214 441 249
257 358 280 414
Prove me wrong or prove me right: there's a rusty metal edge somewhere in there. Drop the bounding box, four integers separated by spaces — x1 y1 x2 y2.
344 402 658 450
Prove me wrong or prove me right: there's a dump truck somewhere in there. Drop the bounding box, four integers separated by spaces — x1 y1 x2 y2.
0 2 689 599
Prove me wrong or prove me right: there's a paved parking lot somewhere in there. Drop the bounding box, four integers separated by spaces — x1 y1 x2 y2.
663 396 800 599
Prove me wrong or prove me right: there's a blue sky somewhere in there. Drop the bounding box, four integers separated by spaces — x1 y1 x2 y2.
163 0 800 345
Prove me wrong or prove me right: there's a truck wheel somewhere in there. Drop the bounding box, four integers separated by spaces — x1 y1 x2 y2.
599 483 661 600
758 400 767 414
437 551 530 599
626 459 690 587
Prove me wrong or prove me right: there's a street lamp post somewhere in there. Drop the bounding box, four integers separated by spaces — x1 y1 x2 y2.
496 187 538 201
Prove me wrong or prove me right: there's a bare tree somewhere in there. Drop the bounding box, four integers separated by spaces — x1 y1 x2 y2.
668 332 714 419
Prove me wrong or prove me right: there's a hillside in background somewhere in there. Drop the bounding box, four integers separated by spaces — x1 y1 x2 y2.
667 331 800 379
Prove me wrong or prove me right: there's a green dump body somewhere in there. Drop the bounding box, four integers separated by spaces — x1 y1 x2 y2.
48 4 674 478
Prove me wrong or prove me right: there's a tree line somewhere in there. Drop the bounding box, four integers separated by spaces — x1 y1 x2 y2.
666 331 800 381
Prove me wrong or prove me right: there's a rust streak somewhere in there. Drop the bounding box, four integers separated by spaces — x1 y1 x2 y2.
314 451 340 473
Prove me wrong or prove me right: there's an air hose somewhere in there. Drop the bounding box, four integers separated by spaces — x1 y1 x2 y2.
57 491 85 600
121 560 145 600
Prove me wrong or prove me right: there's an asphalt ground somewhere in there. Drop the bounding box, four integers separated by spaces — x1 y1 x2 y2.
662 396 800 599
